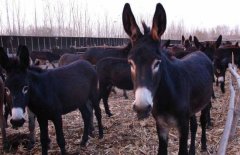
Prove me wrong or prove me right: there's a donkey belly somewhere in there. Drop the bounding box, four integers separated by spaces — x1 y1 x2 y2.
114 82 133 90
60 91 90 114
190 86 212 115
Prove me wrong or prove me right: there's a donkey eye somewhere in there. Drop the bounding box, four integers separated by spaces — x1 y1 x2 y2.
4 87 11 95
128 60 133 66
152 60 161 74
128 60 135 69
153 60 161 69
22 86 29 95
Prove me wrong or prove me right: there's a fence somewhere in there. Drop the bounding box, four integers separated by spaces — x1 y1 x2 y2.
217 63 240 155
0 35 181 53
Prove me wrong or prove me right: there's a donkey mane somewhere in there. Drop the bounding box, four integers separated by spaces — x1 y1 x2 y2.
142 21 150 35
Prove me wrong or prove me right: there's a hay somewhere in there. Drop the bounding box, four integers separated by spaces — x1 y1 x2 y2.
1 71 240 155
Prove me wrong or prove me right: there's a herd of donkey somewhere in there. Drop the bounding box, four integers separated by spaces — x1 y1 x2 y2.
0 2 240 155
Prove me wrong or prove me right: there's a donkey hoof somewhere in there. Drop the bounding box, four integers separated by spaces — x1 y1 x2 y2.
27 143 34 150
99 135 103 139
206 123 213 129
201 146 207 152
89 132 95 138
107 113 113 117
80 141 87 147
3 141 10 151
188 149 195 155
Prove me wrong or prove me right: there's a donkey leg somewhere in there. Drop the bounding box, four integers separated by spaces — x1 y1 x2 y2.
86 101 94 137
206 102 212 129
37 117 49 155
220 82 225 93
200 108 208 151
102 87 113 117
178 118 189 155
189 115 197 155
91 98 103 139
155 121 169 155
212 90 216 99
4 104 10 127
123 90 128 99
216 79 219 86
79 104 91 147
0 94 8 149
0 108 7 150
53 116 66 155
27 108 36 149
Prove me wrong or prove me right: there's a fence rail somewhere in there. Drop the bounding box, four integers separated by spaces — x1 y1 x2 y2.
0 35 181 53
217 63 240 155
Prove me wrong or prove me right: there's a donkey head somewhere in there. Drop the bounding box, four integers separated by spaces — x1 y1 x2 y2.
182 35 193 49
0 46 30 127
123 3 166 119
194 35 222 61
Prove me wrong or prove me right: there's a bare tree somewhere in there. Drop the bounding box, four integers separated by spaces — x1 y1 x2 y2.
56 1 65 36
104 12 109 37
5 0 11 34
34 0 38 35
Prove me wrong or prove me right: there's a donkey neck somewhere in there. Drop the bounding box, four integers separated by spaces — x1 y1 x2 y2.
27 69 51 105
158 54 189 100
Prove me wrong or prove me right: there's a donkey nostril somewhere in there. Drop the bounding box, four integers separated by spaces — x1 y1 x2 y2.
147 105 152 112
10 118 25 128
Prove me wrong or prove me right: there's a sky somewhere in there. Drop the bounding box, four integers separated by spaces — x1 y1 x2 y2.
0 0 240 32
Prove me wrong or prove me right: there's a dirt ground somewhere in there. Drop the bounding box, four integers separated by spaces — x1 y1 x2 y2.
1 71 240 155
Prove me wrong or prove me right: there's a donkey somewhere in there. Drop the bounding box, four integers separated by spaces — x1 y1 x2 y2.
0 45 103 155
0 74 6 150
182 35 193 49
194 35 222 62
96 57 133 116
58 53 83 67
167 35 197 59
30 51 60 68
213 45 240 93
83 43 133 100
123 3 213 155
193 35 222 127
0 47 36 150
82 44 131 65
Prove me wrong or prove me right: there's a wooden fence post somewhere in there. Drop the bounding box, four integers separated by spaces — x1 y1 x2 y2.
217 73 235 155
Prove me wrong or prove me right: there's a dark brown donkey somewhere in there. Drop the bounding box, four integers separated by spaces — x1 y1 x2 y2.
96 57 133 116
0 47 36 150
123 3 213 155
0 45 103 155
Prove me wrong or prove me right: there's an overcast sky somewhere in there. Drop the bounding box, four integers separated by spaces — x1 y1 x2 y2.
0 0 240 31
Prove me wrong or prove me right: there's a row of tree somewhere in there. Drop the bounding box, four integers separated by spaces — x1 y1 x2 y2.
0 0 240 41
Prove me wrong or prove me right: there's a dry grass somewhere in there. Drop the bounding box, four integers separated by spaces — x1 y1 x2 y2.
1 71 240 155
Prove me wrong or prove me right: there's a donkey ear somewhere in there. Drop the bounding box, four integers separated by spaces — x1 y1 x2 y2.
151 3 167 41
19 45 30 70
215 35 222 49
162 39 170 48
17 45 24 56
194 36 203 49
235 42 239 47
0 47 10 70
122 3 142 44
181 35 185 44
189 35 192 42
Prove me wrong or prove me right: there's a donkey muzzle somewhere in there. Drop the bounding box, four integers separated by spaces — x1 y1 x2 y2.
10 118 25 128
133 104 152 120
